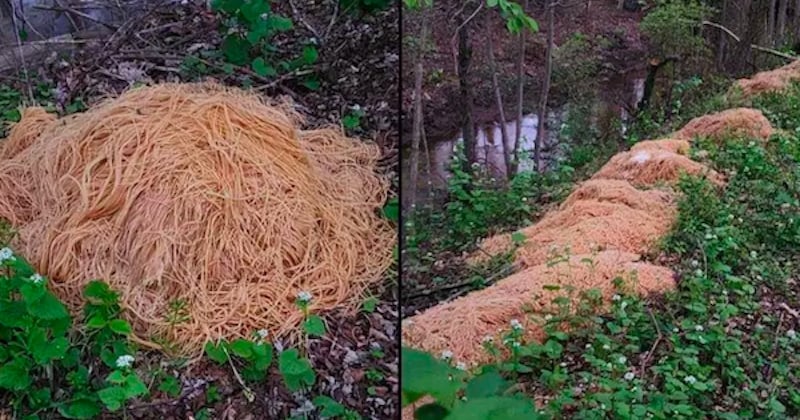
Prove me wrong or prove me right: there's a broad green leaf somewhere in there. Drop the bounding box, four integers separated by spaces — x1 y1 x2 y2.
465 370 507 399
98 386 126 411
204 342 229 364
401 347 462 407
382 198 399 223
444 397 536 419
303 315 326 337
26 292 69 320
58 399 102 419
302 46 319 65
158 375 181 398
0 359 31 391
416 403 450 420
313 395 346 417
267 15 294 32
83 281 118 305
229 338 253 358
252 342 273 370
510 231 526 245
86 314 107 329
251 57 276 77
124 374 149 398
362 296 379 313
20 282 46 302
222 35 250 66
279 349 316 391
108 319 132 336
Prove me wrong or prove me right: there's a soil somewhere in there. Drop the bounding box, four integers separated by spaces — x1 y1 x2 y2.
401 0 650 146
0 1 399 419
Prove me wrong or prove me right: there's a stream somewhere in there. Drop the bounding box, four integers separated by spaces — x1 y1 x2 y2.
403 75 645 207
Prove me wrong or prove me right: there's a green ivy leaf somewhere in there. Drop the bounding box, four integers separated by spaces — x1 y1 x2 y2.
303 315 326 337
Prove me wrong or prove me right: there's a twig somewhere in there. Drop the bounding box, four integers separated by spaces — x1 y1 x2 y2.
222 346 255 403
780 302 800 319
750 44 797 61
405 263 515 299
640 307 663 379
32 3 119 30
450 2 484 74
702 21 740 42
323 0 340 42
287 0 322 42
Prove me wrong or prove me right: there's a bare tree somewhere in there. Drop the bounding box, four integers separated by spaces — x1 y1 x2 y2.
407 3 430 209
777 0 788 44
485 11 511 181
510 0 529 178
457 2 477 172
534 0 554 172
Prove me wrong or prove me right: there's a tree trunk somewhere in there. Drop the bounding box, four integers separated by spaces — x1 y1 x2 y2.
457 5 477 173
778 0 788 44
769 0 777 44
510 0 528 178
535 0 554 172
407 5 429 209
795 0 800 42
486 14 511 181
716 0 728 71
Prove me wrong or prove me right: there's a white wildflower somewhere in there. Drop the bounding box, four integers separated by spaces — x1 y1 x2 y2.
787 329 797 339
602 344 611 350
695 325 704 332
0 247 12 263
612 294 621 301
115 355 135 369
256 329 269 341
705 233 713 240
585 343 592 349
544 314 553 321
510 319 523 331
750 250 758 258
624 372 635 381
684 375 697 384
691 260 699 267
29 274 43 284
456 362 467 371
297 291 313 303
722 290 729 296
522 197 527 202
695 269 703 276
512 341 521 348
673 327 679 333
618 356 627 364
441 350 453 360
482 335 494 344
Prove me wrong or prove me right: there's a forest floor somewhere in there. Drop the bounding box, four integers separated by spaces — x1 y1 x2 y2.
0 2 399 419
401 0 649 145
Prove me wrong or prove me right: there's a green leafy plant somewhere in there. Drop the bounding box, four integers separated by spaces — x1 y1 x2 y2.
204 333 274 382
278 348 316 391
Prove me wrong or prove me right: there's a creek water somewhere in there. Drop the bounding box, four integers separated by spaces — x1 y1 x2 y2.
403 75 646 207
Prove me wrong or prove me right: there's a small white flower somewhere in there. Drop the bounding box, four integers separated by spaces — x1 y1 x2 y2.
624 372 635 381
618 356 627 364
256 329 269 340
585 343 592 349
522 197 527 202
115 355 135 369
0 247 13 263
704 233 713 240
512 341 521 348
29 274 43 284
260 13 268 20
351 104 362 112
722 290 729 296
727 214 735 220
673 327 679 333
544 314 553 321
600 404 607 410
695 325 704 332
441 350 453 360
738 218 744 223
750 250 758 258
602 344 611 350
560 362 567 367
787 329 797 339
510 319 523 330
694 269 704 276
297 291 313 303
691 260 699 267
612 294 621 301
748 141 755 147
621 302 628 310
684 375 697 384
606 362 612 369
456 362 467 370
370 342 382 350
482 335 494 344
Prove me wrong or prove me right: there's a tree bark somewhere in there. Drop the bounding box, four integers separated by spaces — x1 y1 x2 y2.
407 4 429 209
457 4 477 173
486 13 511 181
535 0 554 172
778 0 787 44
510 0 528 178
769 0 777 44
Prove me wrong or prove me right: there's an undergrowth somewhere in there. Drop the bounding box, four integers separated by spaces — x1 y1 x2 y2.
401 79 800 419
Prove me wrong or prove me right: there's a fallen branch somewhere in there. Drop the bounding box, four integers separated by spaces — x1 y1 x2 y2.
702 20 797 61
